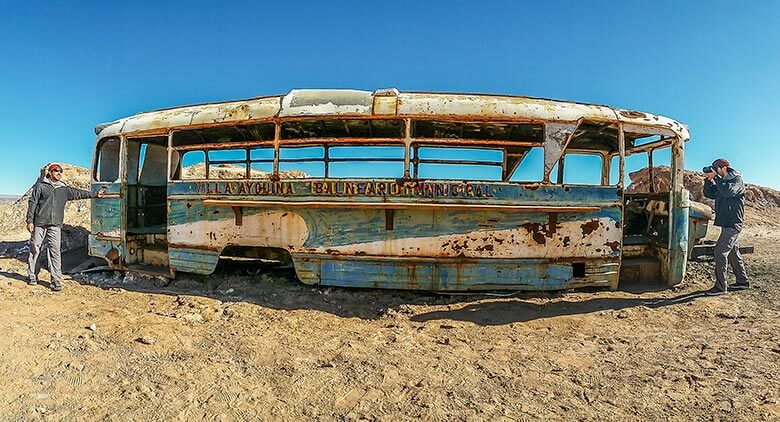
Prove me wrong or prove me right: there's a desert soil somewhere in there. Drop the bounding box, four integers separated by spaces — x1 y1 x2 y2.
0 219 779 421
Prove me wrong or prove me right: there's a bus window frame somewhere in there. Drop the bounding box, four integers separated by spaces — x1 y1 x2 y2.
410 143 506 181
155 119 681 186
276 141 408 180
93 136 123 183
623 141 675 193
555 149 609 187
408 118 544 183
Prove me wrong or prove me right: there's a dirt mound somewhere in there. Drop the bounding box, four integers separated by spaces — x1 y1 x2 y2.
0 163 92 242
626 166 780 210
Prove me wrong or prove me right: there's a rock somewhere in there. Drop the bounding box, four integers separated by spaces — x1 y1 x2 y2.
88 323 96 332
135 336 155 345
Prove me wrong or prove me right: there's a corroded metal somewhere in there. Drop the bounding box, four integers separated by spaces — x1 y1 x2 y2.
94 90 690 141
89 89 701 292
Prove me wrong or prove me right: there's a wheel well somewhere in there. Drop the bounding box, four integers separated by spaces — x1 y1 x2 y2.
219 245 293 266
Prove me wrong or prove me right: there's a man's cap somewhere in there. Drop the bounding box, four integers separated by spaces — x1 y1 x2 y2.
712 158 730 169
47 163 62 172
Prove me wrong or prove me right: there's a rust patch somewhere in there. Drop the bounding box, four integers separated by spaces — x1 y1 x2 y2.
581 220 600 236
604 241 621 253
562 236 571 247
475 244 495 252
548 213 559 236
106 248 120 261
521 223 547 245
619 110 647 118
520 213 562 245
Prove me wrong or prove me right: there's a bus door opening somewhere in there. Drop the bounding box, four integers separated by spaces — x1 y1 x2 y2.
124 136 170 274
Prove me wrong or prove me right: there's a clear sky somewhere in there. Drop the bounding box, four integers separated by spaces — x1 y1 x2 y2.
1 1 778 194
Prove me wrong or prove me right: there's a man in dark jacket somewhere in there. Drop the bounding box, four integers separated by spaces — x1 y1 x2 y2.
26 163 104 291
702 158 748 293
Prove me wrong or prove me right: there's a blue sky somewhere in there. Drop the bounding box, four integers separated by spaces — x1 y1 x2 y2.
1 1 778 194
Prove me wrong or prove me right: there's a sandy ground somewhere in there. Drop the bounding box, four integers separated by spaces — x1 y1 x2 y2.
0 224 778 421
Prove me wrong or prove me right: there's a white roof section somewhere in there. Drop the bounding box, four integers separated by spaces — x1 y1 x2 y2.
95 89 689 141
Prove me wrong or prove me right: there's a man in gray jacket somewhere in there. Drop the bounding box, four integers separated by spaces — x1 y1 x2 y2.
26 163 104 291
702 158 749 294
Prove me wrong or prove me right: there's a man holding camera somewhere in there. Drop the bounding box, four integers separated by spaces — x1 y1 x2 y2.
702 158 749 294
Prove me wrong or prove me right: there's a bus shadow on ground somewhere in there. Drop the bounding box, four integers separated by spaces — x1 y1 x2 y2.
408 291 713 326
1 254 716 325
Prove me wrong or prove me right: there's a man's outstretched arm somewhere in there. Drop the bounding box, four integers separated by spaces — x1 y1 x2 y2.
66 186 104 200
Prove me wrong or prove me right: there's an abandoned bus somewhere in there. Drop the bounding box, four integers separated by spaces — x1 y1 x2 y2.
89 89 711 291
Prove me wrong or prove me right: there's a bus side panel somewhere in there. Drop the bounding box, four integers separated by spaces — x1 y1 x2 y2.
90 183 121 237
165 184 623 290
169 246 220 274
295 208 622 259
666 189 690 286
89 182 123 266
293 255 581 290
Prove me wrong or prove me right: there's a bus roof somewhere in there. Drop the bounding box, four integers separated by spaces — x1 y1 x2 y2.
95 89 689 141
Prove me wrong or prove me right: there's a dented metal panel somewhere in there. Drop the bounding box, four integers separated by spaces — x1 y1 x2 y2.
280 89 373 117
396 93 617 123
122 106 202 134
189 98 280 125
617 110 689 141
543 123 577 180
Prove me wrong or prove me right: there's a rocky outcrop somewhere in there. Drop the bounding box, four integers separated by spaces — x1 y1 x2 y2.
625 166 780 209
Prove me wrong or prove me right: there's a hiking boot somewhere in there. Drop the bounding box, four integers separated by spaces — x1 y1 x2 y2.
705 287 727 296
729 282 750 290
50 283 63 292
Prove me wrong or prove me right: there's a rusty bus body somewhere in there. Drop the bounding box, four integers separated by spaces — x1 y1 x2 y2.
89 89 709 291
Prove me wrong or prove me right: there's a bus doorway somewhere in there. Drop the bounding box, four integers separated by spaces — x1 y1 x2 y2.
124 136 171 276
